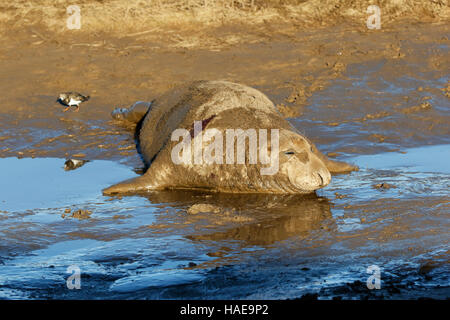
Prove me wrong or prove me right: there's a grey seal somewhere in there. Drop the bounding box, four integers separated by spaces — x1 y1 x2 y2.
104 81 356 195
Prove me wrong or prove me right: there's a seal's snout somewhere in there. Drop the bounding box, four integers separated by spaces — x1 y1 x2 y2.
284 159 331 193
317 168 331 187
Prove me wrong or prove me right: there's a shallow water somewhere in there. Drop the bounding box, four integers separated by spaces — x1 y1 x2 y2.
0 157 137 212
291 58 450 156
0 144 448 299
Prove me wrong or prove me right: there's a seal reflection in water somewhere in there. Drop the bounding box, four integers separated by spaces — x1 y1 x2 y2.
104 81 357 195
143 191 333 246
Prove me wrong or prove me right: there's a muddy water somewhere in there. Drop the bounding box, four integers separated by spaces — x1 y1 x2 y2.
0 38 449 299
0 144 448 299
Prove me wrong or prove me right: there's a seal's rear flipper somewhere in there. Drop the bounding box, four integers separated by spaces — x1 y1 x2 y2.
111 101 153 124
103 175 153 195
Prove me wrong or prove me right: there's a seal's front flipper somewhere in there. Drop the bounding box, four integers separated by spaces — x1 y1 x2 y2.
111 101 153 124
103 175 154 195
322 158 358 174
309 142 358 174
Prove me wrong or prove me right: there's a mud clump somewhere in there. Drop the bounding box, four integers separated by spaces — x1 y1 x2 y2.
373 183 396 190
368 134 387 143
401 102 432 114
207 251 225 258
327 152 340 158
277 104 302 118
334 192 348 199
441 83 450 98
362 111 391 121
61 209 92 220
286 85 308 105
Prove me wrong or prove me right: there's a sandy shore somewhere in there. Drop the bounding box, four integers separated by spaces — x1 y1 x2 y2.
1 21 448 164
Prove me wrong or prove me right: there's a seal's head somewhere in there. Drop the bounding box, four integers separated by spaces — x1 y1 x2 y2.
274 129 331 193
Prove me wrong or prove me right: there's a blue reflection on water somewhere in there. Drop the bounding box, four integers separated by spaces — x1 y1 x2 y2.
354 144 450 174
0 157 137 212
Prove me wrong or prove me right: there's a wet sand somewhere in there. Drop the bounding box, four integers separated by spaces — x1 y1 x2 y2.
0 21 449 299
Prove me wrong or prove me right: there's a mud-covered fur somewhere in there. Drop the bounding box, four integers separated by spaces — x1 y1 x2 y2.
104 81 357 195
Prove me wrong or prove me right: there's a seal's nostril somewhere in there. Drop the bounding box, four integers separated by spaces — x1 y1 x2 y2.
318 172 324 186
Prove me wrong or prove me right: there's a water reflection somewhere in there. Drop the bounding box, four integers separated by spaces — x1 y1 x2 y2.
139 191 333 246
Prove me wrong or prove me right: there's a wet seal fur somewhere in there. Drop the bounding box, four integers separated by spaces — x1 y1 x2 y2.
104 81 357 195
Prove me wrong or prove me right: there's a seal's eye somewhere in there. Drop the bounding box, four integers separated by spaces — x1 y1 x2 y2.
284 151 295 155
